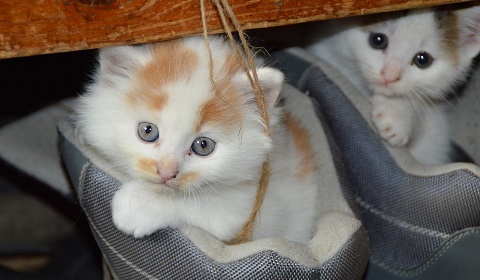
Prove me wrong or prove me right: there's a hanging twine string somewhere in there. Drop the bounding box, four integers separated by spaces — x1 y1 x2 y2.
199 0 271 245
199 0 216 89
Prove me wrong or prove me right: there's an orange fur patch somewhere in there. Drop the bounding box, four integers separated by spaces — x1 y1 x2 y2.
137 158 157 176
127 39 199 111
197 89 242 132
435 9 459 65
284 112 316 178
176 171 199 189
196 53 244 132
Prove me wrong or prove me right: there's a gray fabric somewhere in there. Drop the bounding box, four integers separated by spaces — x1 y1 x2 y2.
76 163 367 279
366 229 480 279
57 119 88 194
292 56 480 276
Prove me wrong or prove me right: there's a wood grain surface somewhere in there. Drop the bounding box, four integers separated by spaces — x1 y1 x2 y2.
0 0 472 58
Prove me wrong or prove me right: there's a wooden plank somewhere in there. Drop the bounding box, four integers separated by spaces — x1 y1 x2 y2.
0 0 472 59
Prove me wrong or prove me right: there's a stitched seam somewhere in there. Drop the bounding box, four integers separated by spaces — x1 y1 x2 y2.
77 161 91 206
86 213 159 280
356 196 450 239
370 228 480 276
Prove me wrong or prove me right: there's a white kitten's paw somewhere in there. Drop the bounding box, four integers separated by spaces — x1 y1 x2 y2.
111 185 160 238
370 95 410 147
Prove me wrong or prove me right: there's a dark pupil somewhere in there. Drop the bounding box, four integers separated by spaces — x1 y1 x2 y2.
200 140 208 149
369 33 388 49
373 35 383 45
144 125 152 134
416 52 428 64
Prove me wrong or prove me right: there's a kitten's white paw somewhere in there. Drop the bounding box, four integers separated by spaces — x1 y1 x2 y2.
370 95 410 147
111 184 160 238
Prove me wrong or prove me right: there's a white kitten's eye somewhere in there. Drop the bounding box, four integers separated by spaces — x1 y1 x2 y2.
412 51 434 69
137 122 159 142
191 137 216 156
369 33 388 50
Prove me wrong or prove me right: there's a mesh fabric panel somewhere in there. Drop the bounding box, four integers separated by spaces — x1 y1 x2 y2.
299 66 480 271
79 162 368 279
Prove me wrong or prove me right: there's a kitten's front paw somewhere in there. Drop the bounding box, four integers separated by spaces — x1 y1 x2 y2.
111 186 159 238
370 95 410 147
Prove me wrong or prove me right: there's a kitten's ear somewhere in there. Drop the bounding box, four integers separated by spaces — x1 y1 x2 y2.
98 45 151 80
234 67 284 109
457 5 480 61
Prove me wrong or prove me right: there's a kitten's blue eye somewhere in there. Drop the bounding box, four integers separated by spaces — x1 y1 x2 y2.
369 33 388 50
138 122 159 142
412 51 434 68
191 137 216 156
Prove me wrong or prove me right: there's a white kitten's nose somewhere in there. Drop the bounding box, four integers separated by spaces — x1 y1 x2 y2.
157 158 179 182
380 64 401 84
158 169 179 182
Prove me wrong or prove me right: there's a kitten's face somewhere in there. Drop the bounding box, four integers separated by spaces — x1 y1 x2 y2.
79 37 282 194
347 9 468 99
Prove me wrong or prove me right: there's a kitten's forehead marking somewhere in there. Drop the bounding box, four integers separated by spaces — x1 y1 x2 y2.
197 83 243 133
196 52 244 133
127 39 200 111
434 9 459 64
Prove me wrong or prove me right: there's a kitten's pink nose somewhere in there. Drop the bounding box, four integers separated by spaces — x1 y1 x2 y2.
157 158 178 182
380 64 401 84
158 169 178 182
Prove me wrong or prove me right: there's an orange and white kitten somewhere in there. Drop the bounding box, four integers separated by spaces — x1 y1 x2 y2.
307 6 480 165
76 36 319 243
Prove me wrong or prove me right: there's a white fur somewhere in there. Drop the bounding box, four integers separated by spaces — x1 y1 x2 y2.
76 36 318 243
307 6 480 165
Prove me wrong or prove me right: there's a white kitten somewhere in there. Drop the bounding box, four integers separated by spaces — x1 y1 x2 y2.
75 36 319 243
307 5 480 165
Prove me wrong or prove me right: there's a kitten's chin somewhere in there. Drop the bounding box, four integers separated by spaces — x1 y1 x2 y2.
144 180 179 193
370 84 401 97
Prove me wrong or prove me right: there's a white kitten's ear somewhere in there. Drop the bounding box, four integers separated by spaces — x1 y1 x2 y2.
234 67 284 109
457 5 480 60
98 45 151 80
